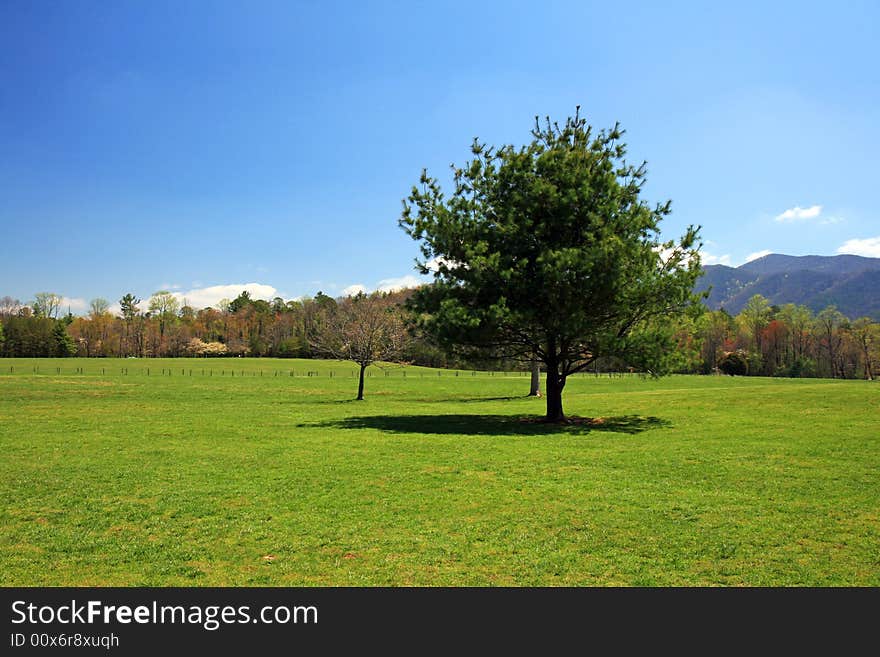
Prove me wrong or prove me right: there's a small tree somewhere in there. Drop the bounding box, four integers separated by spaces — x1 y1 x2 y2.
401 108 702 420
311 292 407 400
528 358 541 396
51 320 77 357
119 293 141 356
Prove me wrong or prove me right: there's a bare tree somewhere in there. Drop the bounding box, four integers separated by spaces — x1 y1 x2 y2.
89 298 110 316
0 296 22 317
851 317 879 380
33 292 62 319
311 292 407 400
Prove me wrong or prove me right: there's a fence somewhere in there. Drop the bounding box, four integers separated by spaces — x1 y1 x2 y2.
2 363 639 380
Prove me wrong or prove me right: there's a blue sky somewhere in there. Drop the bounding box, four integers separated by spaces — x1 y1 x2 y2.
2 0 879 312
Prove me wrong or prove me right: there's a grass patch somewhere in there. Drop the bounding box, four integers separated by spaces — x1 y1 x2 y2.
1 357 878 585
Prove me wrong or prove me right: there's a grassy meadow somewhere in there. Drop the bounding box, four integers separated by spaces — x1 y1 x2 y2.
1 357 877 586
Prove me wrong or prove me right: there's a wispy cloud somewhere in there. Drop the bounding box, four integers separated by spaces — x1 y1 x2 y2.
774 204 822 222
744 249 772 263
836 236 880 258
820 216 844 225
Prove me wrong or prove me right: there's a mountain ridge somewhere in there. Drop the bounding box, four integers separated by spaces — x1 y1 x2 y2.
695 253 880 319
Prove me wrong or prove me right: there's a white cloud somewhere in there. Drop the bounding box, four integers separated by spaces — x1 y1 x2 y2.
167 283 279 309
341 284 367 297
820 216 844 225
744 249 772 263
160 283 182 291
701 252 732 266
425 256 448 272
60 296 88 313
376 275 422 292
836 236 880 258
774 204 822 222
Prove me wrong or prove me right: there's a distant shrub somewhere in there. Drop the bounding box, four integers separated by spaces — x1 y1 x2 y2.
276 337 308 358
718 351 748 376
779 357 817 378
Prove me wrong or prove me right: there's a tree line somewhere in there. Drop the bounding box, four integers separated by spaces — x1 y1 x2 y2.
0 290 443 364
670 294 879 380
1 289 876 380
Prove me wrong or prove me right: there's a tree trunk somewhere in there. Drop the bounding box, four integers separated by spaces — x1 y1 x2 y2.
544 358 565 421
528 359 541 396
356 363 366 400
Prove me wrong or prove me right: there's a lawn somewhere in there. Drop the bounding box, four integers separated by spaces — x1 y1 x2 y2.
1 358 877 586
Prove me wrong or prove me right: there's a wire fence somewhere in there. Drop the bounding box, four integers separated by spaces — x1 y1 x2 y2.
2 364 639 380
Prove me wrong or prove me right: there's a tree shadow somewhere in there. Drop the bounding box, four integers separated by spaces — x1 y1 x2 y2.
302 414 670 436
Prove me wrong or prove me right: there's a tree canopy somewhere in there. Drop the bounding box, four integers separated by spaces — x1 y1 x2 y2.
400 108 703 420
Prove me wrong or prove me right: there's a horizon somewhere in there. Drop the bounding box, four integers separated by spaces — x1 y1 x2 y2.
2 1 879 312
6 249 880 317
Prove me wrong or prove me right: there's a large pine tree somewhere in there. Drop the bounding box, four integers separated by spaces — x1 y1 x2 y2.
400 108 703 421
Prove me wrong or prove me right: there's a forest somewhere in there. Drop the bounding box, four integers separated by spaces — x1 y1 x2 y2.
0 289 877 380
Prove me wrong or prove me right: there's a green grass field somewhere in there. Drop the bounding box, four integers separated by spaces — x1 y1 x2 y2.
1 357 877 586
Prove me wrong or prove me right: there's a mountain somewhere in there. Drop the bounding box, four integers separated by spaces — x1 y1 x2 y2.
695 254 880 319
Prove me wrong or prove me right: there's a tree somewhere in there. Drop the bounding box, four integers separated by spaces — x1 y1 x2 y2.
51 320 77 357
311 292 407 400
777 303 813 365
400 108 702 420
850 317 877 380
228 291 253 314
698 309 734 373
119 293 142 357
0 296 21 317
814 306 846 378
739 294 771 358
33 292 62 319
528 358 541 397
89 298 110 316
148 291 180 339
